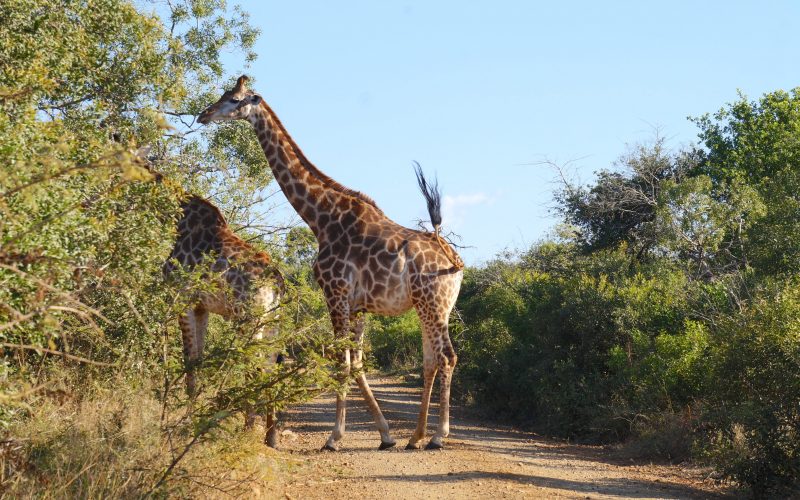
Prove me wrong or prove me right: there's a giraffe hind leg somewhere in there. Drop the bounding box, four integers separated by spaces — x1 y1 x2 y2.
406 354 437 450
350 314 395 449
409 275 460 451
426 332 456 450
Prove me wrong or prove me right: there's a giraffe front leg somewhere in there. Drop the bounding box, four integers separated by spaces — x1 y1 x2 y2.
180 306 208 398
265 407 279 448
243 320 263 431
179 313 196 397
322 347 350 451
322 299 352 452
249 282 284 448
264 346 282 448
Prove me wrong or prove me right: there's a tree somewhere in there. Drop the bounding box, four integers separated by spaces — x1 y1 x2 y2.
693 88 800 276
0 0 266 376
0 1 337 495
556 136 699 256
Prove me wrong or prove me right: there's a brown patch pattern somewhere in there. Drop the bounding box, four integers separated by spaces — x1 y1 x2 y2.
164 195 285 446
199 77 464 451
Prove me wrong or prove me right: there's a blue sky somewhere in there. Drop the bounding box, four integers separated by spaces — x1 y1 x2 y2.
224 1 800 265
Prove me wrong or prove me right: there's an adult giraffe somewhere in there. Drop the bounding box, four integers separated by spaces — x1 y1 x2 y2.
163 190 285 447
198 76 464 451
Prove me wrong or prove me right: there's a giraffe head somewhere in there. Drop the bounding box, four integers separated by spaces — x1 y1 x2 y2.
197 75 262 125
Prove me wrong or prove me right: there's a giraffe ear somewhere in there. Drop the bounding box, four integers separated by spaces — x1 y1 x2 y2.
249 94 262 105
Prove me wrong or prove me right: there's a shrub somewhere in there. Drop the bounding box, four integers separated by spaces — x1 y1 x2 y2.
367 312 422 372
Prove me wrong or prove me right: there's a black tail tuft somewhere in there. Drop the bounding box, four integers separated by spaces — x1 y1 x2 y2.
413 161 442 229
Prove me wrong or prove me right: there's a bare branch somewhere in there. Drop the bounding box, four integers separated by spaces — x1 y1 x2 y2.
0 342 116 367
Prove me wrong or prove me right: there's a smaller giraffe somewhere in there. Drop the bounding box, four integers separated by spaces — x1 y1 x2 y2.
163 194 285 447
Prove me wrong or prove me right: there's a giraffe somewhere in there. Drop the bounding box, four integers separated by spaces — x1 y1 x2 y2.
198 76 465 451
162 191 286 447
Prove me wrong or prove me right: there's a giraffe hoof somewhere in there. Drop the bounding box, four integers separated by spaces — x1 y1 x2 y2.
320 444 339 452
425 441 444 450
405 443 420 450
378 441 396 450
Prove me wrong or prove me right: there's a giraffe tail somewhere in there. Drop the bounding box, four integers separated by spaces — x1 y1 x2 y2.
414 161 442 228
413 162 465 270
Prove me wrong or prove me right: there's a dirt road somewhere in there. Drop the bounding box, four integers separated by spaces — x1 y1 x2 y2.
276 376 732 499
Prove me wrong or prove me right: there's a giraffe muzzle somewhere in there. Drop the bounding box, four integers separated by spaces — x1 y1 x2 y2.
197 109 212 125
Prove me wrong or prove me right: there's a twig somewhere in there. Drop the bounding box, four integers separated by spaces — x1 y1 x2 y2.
0 342 116 367
0 154 117 198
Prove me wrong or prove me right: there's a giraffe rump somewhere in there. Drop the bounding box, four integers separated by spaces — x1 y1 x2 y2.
413 162 442 230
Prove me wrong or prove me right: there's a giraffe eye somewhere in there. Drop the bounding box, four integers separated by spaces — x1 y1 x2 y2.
229 98 240 104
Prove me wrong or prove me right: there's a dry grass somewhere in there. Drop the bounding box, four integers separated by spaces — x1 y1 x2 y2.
617 411 695 463
0 376 286 498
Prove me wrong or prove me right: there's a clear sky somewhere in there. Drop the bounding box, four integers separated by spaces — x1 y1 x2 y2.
224 1 800 265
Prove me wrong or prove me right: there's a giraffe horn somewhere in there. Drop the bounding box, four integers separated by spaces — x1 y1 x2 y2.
235 75 249 91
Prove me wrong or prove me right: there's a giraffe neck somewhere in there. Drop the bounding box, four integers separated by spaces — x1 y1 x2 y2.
248 102 384 236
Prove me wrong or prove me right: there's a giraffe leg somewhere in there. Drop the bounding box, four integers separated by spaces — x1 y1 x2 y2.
265 406 279 448
322 299 352 452
235 281 283 446
427 331 457 450
179 312 196 397
322 349 350 451
261 283 283 448
406 318 438 450
180 305 208 398
263 346 282 448
350 314 395 450
414 272 461 451
263 324 282 448
243 319 263 431
242 310 280 438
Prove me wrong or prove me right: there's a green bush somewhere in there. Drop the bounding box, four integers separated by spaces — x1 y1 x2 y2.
450 114 800 494
0 0 339 494
367 312 422 372
700 280 800 496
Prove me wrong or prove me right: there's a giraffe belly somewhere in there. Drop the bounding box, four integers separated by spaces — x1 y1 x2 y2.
356 272 412 316
199 291 235 317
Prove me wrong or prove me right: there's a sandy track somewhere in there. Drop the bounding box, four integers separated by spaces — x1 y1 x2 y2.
275 376 732 499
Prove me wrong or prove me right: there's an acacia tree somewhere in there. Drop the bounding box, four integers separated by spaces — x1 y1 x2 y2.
556 137 698 256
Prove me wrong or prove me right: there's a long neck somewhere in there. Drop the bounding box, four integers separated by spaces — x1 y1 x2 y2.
248 102 385 236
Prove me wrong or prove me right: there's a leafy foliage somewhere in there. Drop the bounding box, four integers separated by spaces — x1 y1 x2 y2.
557 137 696 255
0 0 337 494
694 89 800 276
451 90 800 496
367 312 422 371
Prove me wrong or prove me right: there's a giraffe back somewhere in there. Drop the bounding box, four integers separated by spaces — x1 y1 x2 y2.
164 196 284 317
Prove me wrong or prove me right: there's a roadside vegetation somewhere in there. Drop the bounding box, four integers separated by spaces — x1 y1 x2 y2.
379 95 800 497
455 96 800 496
0 0 337 495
